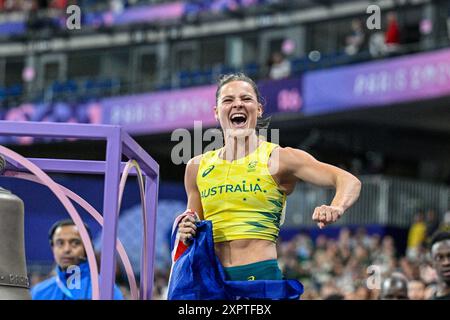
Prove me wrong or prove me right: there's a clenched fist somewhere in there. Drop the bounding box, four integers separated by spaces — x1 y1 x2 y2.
312 205 344 229
178 211 198 246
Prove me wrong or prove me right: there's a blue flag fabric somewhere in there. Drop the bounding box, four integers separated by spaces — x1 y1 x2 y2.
168 219 303 300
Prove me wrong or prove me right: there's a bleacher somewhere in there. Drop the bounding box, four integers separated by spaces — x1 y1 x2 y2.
0 0 447 109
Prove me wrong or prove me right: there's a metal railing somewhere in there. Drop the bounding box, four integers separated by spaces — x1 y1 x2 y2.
284 175 450 227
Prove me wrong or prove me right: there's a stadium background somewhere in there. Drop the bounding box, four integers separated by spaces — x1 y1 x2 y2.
0 0 449 299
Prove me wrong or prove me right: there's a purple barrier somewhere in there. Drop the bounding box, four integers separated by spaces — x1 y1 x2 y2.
303 48 450 115
0 121 160 299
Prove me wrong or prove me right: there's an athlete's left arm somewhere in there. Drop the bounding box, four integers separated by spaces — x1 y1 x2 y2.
279 147 362 228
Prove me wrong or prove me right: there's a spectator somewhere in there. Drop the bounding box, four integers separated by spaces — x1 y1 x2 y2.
408 279 426 300
368 31 387 58
354 227 371 249
353 285 371 300
268 52 291 80
368 234 381 258
338 227 352 250
345 19 365 56
323 292 345 300
372 235 396 275
281 256 303 280
110 0 124 14
50 0 68 10
293 233 313 262
31 219 124 300
425 209 440 239
380 273 409 300
153 269 169 300
320 280 342 299
420 262 438 286
443 211 450 228
315 234 328 252
401 258 422 280
407 211 427 260
424 282 437 299
429 231 450 300
3 0 19 11
300 286 319 300
152 224 447 300
385 12 401 54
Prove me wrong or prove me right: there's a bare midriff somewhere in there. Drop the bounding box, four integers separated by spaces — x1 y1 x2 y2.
214 238 277 267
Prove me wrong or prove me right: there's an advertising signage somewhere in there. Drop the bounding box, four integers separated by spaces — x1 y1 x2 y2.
303 48 450 115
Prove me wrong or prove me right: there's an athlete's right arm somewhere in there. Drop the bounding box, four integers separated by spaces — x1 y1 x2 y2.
178 155 204 245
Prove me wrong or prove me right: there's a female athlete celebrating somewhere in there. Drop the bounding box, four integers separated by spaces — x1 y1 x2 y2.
177 73 361 282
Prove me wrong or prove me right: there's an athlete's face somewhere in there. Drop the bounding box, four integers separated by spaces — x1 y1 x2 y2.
52 225 86 271
215 80 262 138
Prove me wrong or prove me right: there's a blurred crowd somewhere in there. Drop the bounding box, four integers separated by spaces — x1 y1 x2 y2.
344 12 404 59
0 0 172 16
152 209 449 300
277 214 447 300
0 0 267 13
0 0 71 12
28 208 450 300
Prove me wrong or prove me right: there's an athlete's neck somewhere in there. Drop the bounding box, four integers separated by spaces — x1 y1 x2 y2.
222 132 260 162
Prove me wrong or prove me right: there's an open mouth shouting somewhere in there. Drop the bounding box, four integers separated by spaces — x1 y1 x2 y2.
229 113 248 128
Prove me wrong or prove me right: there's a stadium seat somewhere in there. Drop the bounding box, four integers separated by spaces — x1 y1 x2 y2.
50 80 78 100
6 84 23 97
177 70 192 88
83 78 121 97
291 57 309 74
219 65 237 75
243 63 260 78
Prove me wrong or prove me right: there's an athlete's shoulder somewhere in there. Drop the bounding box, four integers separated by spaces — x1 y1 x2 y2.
270 146 312 173
187 147 221 167
185 155 201 178
276 146 309 158
267 144 292 159
185 153 207 184
259 139 282 153
187 154 203 167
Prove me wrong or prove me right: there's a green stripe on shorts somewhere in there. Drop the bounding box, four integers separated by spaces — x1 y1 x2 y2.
223 259 283 281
